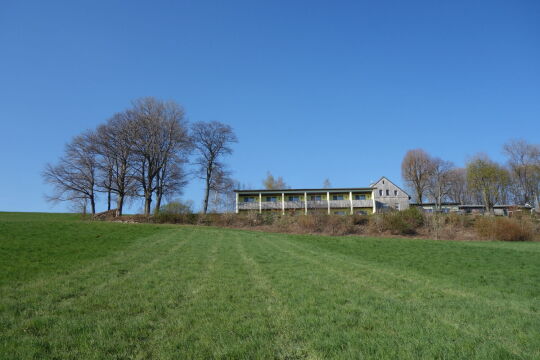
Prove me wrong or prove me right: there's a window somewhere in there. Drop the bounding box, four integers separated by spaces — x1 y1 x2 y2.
394 190 398 196
356 210 367 215
385 190 390 196
266 196 277 202
334 211 346 215
243 197 255 203
354 194 366 200
311 195 322 201
288 196 300 202
379 190 383 196
332 195 344 200
394 203 400 210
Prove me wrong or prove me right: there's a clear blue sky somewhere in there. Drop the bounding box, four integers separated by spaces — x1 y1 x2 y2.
1 0 539 212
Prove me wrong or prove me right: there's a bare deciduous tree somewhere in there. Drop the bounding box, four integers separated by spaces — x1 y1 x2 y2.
446 167 470 205
208 174 236 213
466 154 510 213
43 131 98 214
93 112 137 216
401 149 434 205
503 139 540 207
130 97 191 215
262 172 288 190
427 158 454 210
154 155 189 213
192 121 238 214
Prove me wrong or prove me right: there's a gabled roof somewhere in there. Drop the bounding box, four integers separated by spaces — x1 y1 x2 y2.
371 176 411 197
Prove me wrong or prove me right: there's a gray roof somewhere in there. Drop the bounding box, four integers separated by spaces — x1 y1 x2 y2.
234 187 374 194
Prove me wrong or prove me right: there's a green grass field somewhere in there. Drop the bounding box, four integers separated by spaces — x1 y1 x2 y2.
1 213 539 359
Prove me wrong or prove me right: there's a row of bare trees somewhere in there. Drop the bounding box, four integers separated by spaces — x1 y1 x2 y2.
43 97 237 215
401 139 540 212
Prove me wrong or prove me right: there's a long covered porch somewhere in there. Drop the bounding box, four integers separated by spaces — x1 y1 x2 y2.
235 188 376 215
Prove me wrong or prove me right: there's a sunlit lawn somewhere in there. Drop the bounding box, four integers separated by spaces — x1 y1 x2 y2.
1 212 539 359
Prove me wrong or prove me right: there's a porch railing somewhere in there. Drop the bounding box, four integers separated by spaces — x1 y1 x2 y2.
239 199 373 211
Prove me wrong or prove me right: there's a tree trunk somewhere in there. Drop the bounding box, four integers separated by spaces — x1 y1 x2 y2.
117 195 124 216
482 190 493 215
144 192 152 216
155 193 162 214
107 171 112 210
203 177 210 214
90 196 96 215
416 188 423 205
154 172 162 214
107 190 111 211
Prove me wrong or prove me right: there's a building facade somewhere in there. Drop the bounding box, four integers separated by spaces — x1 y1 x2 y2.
235 187 375 215
234 177 410 215
371 177 411 211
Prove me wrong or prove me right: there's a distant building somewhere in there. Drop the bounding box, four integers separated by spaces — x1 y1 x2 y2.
411 202 460 213
458 204 534 216
234 176 410 215
370 177 411 212
412 203 534 216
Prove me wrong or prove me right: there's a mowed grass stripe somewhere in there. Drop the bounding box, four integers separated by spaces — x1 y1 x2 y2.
236 236 321 360
136 228 309 359
276 233 538 316
269 235 539 359
0 214 173 286
1 227 189 315
242 233 435 359
1 228 200 359
244 232 531 359
288 233 540 301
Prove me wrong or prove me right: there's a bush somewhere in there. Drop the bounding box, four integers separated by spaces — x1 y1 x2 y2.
296 213 323 233
152 212 199 224
159 200 194 215
475 216 534 241
446 212 474 228
372 208 425 235
323 215 355 236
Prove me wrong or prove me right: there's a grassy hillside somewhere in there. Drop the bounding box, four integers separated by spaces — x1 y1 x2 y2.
1 213 539 359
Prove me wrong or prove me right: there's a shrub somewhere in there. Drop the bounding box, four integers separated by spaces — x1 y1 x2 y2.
273 214 295 232
374 207 425 235
351 214 369 226
475 216 534 241
159 200 194 215
261 212 278 226
323 215 355 236
217 212 236 226
152 212 199 224
295 214 320 233
446 212 474 228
